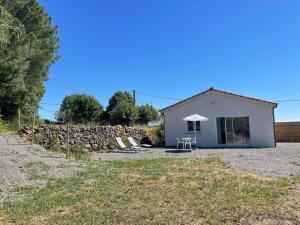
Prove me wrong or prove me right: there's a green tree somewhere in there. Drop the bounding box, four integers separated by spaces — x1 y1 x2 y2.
0 5 22 44
106 91 138 125
137 104 159 125
0 0 59 120
57 94 104 124
0 4 28 119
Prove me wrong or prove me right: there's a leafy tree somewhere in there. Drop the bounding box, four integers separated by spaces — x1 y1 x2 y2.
137 104 159 124
106 91 138 125
0 5 22 44
0 4 28 119
0 0 59 120
57 94 104 124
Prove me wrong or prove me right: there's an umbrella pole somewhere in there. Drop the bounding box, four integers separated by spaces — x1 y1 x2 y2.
194 130 196 147
194 122 197 148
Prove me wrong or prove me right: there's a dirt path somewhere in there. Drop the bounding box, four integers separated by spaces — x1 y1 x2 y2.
0 135 83 203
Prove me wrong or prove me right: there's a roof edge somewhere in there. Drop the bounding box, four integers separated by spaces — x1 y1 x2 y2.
160 88 278 113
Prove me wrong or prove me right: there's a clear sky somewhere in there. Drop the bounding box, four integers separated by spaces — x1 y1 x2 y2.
38 0 300 121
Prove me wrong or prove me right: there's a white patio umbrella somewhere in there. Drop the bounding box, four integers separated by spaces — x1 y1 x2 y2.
183 114 208 146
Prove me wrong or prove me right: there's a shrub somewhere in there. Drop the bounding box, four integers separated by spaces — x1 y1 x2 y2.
57 94 104 124
144 123 165 146
106 91 138 125
137 104 159 125
0 116 7 133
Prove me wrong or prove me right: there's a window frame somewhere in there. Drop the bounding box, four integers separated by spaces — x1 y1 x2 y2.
195 121 201 132
216 116 250 145
187 121 201 132
187 121 194 132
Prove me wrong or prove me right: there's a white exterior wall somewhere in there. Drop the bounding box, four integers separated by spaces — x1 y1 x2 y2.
163 92 276 148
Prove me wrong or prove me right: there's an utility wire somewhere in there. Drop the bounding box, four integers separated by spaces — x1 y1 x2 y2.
39 92 300 110
40 103 61 106
40 97 110 106
99 97 110 102
39 107 57 113
135 90 182 101
276 99 300 103
136 90 300 103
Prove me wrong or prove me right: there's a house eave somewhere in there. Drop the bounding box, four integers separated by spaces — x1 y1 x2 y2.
160 88 278 114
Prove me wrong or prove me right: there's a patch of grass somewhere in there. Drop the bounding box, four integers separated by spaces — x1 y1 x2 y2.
122 137 131 147
12 185 39 195
56 163 72 169
0 117 13 134
4 121 19 134
24 161 51 180
143 124 165 146
290 161 300 167
35 133 91 161
48 143 90 161
1 157 300 224
0 119 7 133
73 150 90 161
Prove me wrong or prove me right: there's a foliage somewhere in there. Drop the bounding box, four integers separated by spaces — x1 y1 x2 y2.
144 123 165 146
137 104 159 124
3 113 44 133
0 115 7 132
0 3 28 119
290 161 300 167
0 0 59 120
56 91 160 126
0 114 35 133
106 91 138 125
24 161 50 180
56 94 104 124
1 157 299 224
0 5 23 44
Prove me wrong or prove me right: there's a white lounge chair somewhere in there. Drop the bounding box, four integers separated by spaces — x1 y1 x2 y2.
127 137 152 150
115 137 133 151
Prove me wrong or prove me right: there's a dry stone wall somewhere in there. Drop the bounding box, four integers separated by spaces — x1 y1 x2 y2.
20 125 151 152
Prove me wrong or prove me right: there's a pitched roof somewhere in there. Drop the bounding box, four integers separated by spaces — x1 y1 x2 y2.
160 87 278 113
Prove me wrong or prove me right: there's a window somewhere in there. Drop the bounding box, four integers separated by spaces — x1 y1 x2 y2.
217 117 250 145
187 121 201 132
187 121 194 132
196 121 201 131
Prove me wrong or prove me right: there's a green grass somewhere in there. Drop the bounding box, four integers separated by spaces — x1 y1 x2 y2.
290 161 300 167
12 184 37 193
0 116 46 134
0 157 299 224
38 138 91 161
24 161 51 180
0 118 12 134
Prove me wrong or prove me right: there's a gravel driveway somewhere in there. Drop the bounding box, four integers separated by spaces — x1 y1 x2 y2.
93 143 300 179
0 135 83 203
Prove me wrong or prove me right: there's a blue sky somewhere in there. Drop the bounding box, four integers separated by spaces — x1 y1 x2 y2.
39 0 300 121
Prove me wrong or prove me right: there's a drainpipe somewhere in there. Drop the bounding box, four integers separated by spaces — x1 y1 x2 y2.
162 112 166 147
272 106 277 148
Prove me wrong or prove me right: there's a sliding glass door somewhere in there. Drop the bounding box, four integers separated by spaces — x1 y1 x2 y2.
217 117 250 145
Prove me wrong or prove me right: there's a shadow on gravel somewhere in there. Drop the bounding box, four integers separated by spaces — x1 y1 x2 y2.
40 156 66 159
165 150 192 153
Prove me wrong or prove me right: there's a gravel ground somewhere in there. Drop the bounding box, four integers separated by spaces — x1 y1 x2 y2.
1 135 299 203
92 143 300 179
0 135 83 203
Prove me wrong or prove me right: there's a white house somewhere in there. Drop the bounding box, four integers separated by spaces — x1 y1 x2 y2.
160 88 278 148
